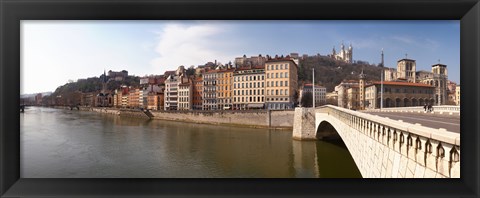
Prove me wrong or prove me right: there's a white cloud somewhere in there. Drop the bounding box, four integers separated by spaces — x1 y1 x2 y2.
150 23 236 74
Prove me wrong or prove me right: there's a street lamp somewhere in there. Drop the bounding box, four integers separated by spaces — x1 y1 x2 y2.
313 68 315 108
381 69 384 110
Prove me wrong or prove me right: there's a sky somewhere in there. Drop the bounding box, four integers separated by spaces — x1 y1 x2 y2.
21 20 460 94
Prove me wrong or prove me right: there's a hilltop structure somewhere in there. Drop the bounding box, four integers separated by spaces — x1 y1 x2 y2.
329 42 353 63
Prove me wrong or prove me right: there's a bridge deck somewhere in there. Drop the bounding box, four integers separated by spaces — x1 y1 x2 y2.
364 111 460 133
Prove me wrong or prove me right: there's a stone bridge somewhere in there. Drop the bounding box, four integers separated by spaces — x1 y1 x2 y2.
292 105 460 178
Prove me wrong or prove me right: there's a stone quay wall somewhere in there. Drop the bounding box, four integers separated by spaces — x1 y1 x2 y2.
151 110 294 129
52 106 294 129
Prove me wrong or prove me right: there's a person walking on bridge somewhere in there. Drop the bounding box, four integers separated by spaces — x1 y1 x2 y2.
424 103 427 112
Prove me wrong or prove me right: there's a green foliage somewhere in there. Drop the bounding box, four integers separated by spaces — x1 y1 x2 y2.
298 56 383 92
50 75 140 98
186 67 195 76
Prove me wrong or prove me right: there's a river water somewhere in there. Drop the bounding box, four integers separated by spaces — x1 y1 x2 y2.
20 107 361 178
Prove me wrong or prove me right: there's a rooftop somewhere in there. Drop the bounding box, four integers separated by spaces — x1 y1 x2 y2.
369 81 435 88
397 58 416 62
304 83 325 88
432 63 447 67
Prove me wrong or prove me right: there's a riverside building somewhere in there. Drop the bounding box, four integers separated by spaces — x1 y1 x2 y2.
203 70 217 110
216 69 235 110
233 66 265 110
265 57 298 110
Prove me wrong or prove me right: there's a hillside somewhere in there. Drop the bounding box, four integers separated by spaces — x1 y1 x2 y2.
48 75 140 98
42 56 383 103
298 55 384 92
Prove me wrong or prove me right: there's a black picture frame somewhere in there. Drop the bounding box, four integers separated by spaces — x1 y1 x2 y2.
1 0 478 197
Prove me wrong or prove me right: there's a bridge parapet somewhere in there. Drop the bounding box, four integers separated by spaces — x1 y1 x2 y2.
313 105 460 178
363 106 460 116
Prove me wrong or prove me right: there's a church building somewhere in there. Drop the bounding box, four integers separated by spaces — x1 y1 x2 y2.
328 42 353 63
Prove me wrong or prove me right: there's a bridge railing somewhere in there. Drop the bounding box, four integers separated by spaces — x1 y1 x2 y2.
382 105 459 111
317 105 460 178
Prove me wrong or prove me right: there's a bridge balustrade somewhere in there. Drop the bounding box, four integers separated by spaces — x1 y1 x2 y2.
370 105 460 112
317 105 460 178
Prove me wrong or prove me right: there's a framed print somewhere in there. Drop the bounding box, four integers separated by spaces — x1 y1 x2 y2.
1 0 479 197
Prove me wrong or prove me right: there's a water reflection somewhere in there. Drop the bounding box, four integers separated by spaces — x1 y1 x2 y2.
21 107 360 178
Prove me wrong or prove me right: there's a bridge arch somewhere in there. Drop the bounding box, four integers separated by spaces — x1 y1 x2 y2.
304 106 461 178
316 121 341 140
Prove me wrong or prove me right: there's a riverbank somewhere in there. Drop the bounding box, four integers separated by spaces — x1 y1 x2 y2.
49 106 294 130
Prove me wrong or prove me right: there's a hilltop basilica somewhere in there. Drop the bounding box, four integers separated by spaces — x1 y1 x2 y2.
328 42 353 63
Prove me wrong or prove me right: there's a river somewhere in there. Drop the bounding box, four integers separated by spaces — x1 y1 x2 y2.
20 107 361 178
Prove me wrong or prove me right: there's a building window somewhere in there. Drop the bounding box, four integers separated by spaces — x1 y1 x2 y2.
280 65 283 70
280 81 283 86
262 82 264 87
276 65 278 70
276 81 278 87
285 81 288 86
280 73 283 78
276 73 278 78
286 72 288 78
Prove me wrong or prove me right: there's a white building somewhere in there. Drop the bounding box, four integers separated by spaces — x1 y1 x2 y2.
164 75 179 110
329 43 353 63
335 80 359 108
178 76 193 110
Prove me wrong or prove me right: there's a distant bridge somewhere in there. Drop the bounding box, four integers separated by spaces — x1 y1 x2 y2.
293 105 460 178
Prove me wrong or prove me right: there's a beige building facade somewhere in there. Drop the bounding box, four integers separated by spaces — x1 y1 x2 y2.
396 59 417 83
417 64 449 105
455 85 460 105
233 66 265 110
364 81 435 109
216 69 234 110
265 58 298 110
